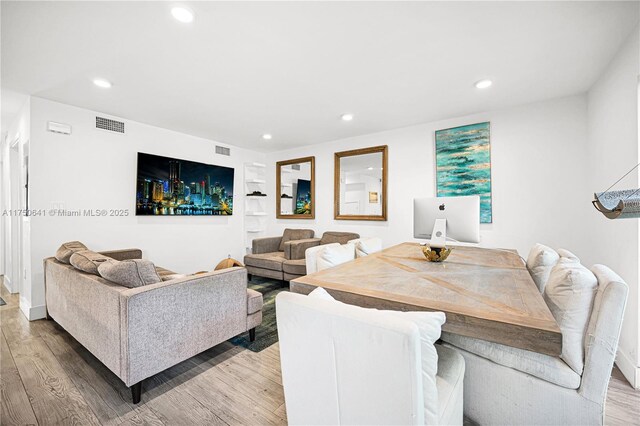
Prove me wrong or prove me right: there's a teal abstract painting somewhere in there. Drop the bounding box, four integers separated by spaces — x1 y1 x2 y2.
435 122 492 223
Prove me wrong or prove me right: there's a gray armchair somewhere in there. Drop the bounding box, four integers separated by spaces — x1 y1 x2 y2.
244 230 361 284
244 228 315 284
281 231 360 281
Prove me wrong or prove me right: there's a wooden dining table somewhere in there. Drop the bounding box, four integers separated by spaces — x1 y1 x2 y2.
290 242 562 356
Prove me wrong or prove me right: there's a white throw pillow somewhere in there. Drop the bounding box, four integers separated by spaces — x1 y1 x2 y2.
526 243 559 292
305 243 339 275
316 244 355 272
557 248 580 262
350 237 383 258
308 287 335 301
308 287 446 424
544 257 597 374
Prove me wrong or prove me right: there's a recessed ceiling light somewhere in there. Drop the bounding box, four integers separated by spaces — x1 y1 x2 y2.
341 113 354 121
171 6 194 23
367 167 374 170
475 79 493 89
93 78 112 88
262 134 272 140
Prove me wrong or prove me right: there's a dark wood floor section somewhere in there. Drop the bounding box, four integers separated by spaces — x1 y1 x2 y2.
1 279 639 425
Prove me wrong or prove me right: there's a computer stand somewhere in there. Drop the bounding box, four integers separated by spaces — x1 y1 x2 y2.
430 218 447 248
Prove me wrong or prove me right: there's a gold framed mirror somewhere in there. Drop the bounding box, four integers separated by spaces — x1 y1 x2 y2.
276 156 315 219
334 145 388 221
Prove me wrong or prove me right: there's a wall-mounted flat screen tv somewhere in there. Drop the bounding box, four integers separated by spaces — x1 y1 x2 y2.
136 152 234 216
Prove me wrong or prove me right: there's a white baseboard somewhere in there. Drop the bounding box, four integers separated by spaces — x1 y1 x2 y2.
615 349 640 390
19 296 47 321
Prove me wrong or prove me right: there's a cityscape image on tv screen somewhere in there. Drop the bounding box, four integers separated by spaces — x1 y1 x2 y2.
136 152 234 216
295 179 312 215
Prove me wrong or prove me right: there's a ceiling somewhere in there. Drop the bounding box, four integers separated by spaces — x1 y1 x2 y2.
2 1 638 152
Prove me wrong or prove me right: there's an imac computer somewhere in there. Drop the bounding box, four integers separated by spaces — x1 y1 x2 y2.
413 195 480 247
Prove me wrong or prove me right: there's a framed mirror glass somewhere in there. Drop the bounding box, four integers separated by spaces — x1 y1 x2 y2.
334 145 387 221
276 156 315 219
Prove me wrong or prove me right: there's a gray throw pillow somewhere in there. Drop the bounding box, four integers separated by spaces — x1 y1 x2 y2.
98 259 162 288
320 232 360 245
278 228 315 252
55 241 88 264
70 250 115 275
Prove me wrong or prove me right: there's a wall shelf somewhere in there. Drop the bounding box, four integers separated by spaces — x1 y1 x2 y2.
244 162 268 254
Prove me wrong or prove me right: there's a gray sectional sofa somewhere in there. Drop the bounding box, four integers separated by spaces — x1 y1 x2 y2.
44 248 263 404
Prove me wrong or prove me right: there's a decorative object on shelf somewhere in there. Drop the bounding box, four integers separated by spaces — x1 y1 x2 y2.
421 245 452 262
214 256 244 270
136 152 234 216
592 162 640 219
334 145 388 221
436 122 492 223
276 156 315 219
246 191 267 197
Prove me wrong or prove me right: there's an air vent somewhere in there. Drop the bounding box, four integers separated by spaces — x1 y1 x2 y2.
215 145 231 156
292 164 301 171
96 116 125 133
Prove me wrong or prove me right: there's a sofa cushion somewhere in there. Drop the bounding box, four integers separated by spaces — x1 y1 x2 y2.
55 241 88 264
544 257 598 375
526 243 559 292
308 287 446 425
308 286 335 301
279 228 315 252
244 252 286 272
305 243 339 274
349 237 383 258
161 274 188 281
283 258 307 276
435 344 465 426
97 259 162 288
557 248 580 262
69 250 115 275
442 332 581 389
247 289 264 314
320 231 360 245
317 244 355 272
155 266 177 278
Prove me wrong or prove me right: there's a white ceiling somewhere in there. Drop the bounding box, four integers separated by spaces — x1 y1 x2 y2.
2 1 638 152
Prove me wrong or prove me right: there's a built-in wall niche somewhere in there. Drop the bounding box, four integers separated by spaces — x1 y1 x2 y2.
334 146 387 221
276 157 315 219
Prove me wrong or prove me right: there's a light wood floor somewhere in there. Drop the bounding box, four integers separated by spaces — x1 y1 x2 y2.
1 280 639 426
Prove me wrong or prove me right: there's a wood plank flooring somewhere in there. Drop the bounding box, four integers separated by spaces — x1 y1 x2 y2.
1 278 639 425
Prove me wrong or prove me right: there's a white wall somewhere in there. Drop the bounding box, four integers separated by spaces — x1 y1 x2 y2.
1 97 30 303
26 97 261 318
587 26 640 388
266 95 593 261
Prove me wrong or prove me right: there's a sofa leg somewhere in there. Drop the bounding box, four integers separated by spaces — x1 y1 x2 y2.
131 381 142 404
249 328 256 342
248 273 252 282
280 280 287 288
